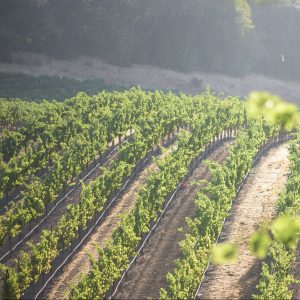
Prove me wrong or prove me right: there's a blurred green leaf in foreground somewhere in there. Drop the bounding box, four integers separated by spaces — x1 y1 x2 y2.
247 91 299 130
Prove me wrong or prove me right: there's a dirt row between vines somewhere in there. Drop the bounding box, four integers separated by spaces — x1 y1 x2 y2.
197 143 290 300
44 140 178 299
114 140 233 300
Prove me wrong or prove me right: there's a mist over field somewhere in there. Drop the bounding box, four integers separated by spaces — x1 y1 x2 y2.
0 0 300 102
0 1 300 77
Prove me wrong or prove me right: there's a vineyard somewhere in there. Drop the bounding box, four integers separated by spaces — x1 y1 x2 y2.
0 88 299 300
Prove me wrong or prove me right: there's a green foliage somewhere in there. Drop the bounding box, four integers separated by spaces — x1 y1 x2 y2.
0 73 123 101
249 228 272 259
247 91 299 130
253 134 300 299
0 1 283 77
201 129 300 298
0 90 244 298
0 89 161 245
271 216 300 248
211 243 237 264
0 266 21 300
234 0 255 32
233 0 294 32
253 242 296 300
160 118 278 299
69 93 244 299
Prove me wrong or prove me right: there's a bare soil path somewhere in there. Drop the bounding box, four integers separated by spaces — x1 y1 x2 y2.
197 144 290 300
44 142 177 299
114 141 232 300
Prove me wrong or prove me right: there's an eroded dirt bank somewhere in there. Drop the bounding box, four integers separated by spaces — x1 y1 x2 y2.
1 52 300 104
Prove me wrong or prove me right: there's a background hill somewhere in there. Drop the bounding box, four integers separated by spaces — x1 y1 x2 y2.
1 0 300 81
